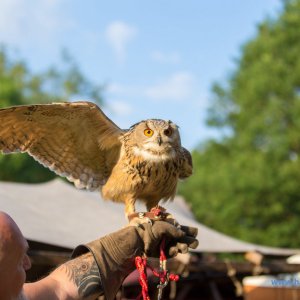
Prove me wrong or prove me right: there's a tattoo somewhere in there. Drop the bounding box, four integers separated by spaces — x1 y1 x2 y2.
62 252 103 298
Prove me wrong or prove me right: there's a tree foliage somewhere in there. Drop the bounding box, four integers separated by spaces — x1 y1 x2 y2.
0 48 103 183
180 0 300 247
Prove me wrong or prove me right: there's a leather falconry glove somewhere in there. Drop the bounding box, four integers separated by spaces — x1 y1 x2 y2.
72 220 198 300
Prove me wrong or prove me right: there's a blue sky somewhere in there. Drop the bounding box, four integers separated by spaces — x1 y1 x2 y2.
0 0 282 149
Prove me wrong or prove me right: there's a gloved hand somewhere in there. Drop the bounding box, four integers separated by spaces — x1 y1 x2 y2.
72 220 198 300
138 221 198 257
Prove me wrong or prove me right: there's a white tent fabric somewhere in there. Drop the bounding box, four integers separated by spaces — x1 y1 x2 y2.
0 179 299 255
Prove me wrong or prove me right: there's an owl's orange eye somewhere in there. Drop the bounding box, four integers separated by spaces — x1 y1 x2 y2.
144 129 154 137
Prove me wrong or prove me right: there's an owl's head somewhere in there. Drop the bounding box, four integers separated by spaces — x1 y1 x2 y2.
128 119 181 154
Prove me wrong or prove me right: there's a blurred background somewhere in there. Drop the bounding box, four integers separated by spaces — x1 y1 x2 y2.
1 0 300 252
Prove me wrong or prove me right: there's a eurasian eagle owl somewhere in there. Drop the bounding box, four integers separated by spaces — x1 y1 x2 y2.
0 101 192 216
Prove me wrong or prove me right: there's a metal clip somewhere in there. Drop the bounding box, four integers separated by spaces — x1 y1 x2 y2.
158 270 170 299
157 275 169 300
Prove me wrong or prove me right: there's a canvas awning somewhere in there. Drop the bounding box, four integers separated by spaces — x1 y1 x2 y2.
0 179 299 255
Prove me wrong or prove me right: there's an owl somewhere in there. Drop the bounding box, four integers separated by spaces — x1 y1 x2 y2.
0 101 192 217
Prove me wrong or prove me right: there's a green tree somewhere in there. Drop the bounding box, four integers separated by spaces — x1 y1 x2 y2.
180 0 300 247
0 48 103 183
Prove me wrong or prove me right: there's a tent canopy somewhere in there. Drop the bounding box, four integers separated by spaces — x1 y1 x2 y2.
0 179 299 256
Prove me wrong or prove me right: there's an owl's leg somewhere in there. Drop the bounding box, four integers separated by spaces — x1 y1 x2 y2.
125 197 136 219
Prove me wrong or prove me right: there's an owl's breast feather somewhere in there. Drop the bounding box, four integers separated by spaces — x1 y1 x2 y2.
101 146 181 201
132 146 176 161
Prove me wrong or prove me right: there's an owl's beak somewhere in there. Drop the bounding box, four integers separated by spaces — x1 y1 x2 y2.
157 136 162 146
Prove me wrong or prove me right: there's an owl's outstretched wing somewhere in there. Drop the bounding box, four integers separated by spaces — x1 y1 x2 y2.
0 101 124 190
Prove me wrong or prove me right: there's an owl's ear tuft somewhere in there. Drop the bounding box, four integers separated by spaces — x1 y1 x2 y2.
168 120 179 130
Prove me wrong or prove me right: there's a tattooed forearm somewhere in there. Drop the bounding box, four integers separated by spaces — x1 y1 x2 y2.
62 252 104 299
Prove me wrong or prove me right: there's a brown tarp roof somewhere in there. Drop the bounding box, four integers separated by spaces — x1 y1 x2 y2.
0 179 299 255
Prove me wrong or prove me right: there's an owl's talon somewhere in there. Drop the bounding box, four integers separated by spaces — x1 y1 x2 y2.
128 207 179 228
129 216 153 227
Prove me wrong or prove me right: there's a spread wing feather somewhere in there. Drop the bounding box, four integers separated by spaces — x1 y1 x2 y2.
0 101 124 190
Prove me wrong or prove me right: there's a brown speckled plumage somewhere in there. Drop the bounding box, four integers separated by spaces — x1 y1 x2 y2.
0 101 192 216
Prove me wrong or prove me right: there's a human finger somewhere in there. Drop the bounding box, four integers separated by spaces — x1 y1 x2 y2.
180 225 198 238
178 235 199 249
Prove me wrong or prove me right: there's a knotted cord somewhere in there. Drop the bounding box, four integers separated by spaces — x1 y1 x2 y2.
134 236 179 300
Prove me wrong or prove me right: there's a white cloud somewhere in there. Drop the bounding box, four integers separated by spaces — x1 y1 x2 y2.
145 72 195 101
107 82 142 95
107 72 199 103
109 100 133 116
151 51 180 64
0 0 72 45
107 83 127 94
105 21 138 62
